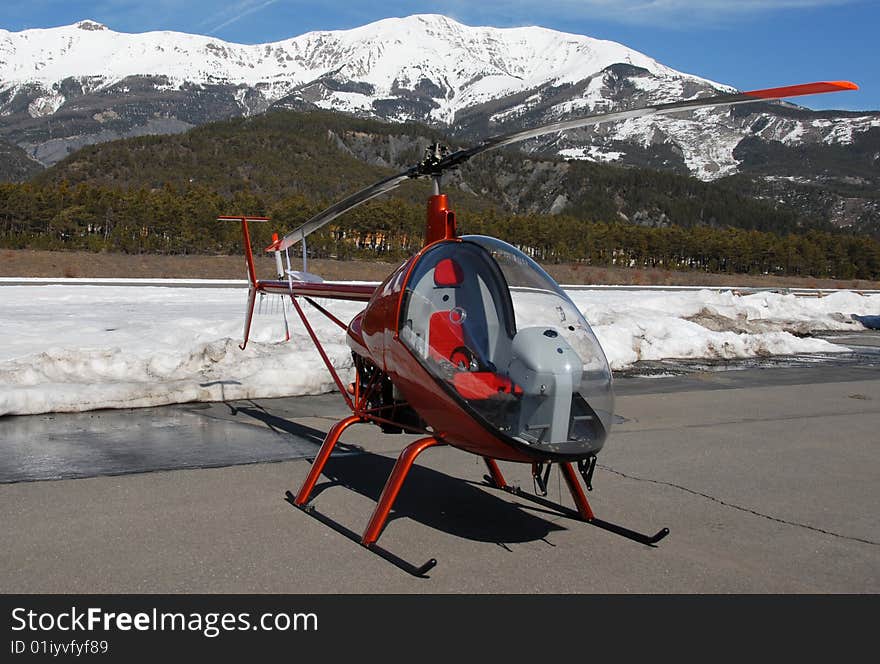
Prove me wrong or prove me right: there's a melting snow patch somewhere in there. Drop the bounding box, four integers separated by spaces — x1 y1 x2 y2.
558 146 625 162
0 284 876 415
27 91 65 117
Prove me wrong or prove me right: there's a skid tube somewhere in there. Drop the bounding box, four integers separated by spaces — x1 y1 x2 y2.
285 492 438 577
290 413 444 577
482 459 669 547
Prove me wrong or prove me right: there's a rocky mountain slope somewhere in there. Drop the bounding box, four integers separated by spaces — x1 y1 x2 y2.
1 15 877 229
0 137 42 181
32 109 824 236
6 110 878 280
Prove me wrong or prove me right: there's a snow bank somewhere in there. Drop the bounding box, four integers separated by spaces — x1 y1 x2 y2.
0 285 876 416
573 289 875 370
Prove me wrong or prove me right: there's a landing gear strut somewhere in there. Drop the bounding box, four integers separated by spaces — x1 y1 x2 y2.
484 458 669 547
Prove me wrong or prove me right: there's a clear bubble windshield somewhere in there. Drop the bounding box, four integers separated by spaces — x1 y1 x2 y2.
398 236 614 457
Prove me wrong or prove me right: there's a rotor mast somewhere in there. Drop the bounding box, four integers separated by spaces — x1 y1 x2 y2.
424 143 457 246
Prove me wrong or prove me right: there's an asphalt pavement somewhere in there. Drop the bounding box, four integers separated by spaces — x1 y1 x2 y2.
0 337 878 592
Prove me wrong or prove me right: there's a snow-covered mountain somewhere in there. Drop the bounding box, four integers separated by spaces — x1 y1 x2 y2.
1 14 877 183
0 16 717 119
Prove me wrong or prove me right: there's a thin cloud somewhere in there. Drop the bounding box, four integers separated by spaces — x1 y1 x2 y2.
201 0 280 35
579 0 857 22
5 0 865 36
282 0 863 29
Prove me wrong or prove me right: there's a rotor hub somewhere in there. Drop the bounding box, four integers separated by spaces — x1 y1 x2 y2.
417 143 452 177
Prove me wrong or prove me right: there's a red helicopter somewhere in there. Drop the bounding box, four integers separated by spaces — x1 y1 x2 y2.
221 80 856 575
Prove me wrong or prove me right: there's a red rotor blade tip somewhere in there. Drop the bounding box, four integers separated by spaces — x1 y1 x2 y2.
744 80 859 99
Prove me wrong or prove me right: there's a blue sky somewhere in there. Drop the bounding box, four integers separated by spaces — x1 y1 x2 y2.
2 1 877 111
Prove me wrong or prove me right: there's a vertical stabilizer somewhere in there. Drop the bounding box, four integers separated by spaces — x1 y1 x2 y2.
218 215 269 349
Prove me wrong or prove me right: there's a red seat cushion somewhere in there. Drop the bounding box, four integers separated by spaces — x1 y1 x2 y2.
434 258 464 286
428 311 466 363
453 372 522 400
429 308 521 400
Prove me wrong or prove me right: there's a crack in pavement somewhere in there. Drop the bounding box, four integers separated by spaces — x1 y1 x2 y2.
614 407 880 434
599 464 880 547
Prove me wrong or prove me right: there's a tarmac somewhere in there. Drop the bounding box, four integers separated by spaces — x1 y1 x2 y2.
1 332 878 592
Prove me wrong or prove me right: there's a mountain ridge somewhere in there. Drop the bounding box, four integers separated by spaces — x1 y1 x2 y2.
4 109 879 281
2 14 875 181
1 14 877 234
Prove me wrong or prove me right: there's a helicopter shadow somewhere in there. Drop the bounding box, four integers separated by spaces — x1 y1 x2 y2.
313 448 566 546
235 404 566 546
232 402 328 447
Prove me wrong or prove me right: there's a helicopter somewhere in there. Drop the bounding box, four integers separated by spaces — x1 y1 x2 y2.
220 80 856 576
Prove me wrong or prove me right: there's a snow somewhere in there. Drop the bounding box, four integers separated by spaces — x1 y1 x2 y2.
780 123 806 145
27 90 65 118
548 75 609 116
0 14 718 123
572 289 875 370
558 146 625 163
812 116 880 146
0 283 876 417
606 110 746 180
1 14 873 183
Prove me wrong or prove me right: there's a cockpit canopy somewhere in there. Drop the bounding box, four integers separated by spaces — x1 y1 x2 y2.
398 235 614 457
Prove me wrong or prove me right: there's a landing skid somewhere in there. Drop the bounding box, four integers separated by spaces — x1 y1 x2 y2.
483 479 669 546
482 460 670 546
286 413 666 578
284 491 438 577
288 420 444 578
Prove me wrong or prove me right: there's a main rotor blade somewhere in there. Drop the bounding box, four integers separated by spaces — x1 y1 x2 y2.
278 169 416 251
278 80 857 248
433 80 859 170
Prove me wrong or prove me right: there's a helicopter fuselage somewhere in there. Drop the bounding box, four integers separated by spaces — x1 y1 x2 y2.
349 234 614 464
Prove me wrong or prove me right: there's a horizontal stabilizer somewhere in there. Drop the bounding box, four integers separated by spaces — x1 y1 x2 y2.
286 270 324 283
255 279 376 302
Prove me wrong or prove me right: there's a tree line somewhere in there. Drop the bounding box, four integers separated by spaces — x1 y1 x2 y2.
1 181 878 280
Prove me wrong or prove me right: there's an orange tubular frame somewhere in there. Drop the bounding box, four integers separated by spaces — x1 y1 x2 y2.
560 462 596 521
293 415 363 507
483 458 508 489
289 296 440 550
362 436 446 545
